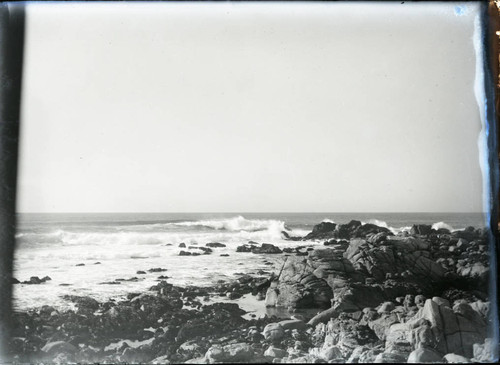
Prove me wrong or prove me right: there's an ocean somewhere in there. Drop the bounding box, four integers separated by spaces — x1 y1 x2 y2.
13 212 486 312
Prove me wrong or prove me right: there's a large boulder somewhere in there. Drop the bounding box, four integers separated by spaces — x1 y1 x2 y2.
263 323 285 341
252 243 282 254
303 221 337 240
265 256 333 308
410 224 433 236
386 299 487 358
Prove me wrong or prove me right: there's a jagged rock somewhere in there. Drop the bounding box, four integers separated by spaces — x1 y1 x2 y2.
23 276 51 285
304 221 337 240
386 299 487 358
236 244 253 253
62 295 99 312
252 243 282 254
265 255 333 309
410 224 433 236
264 346 287 359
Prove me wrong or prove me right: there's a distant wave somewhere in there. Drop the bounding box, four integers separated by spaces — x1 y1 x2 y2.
15 216 299 247
170 215 288 233
363 219 459 234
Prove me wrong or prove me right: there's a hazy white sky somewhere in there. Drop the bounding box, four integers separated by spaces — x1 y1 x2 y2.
18 2 485 213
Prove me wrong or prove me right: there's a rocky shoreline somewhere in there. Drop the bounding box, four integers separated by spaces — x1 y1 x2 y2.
8 220 497 363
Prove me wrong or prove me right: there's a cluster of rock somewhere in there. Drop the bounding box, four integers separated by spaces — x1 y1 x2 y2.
9 273 277 364
12 275 52 285
262 220 496 362
7 220 497 363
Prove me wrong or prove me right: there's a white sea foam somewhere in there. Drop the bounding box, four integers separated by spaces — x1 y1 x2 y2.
171 215 287 233
432 221 455 232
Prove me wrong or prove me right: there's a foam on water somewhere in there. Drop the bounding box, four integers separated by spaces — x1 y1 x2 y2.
13 213 484 311
432 221 456 232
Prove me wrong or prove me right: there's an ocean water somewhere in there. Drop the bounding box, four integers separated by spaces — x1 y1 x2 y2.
13 212 486 311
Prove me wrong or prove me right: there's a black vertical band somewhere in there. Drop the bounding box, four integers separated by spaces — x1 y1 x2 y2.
0 2 25 362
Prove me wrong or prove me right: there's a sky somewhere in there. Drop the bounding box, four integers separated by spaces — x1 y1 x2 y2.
17 2 486 213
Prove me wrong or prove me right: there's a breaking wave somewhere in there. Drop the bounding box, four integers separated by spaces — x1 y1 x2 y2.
170 215 288 233
432 221 456 232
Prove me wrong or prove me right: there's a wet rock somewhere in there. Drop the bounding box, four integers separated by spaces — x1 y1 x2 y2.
252 243 282 254
220 254 229 257
136 270 146 274
206 242 226 248
198 247 213 254
76 263 85 267
179 251 192 256
23 276 51 285
62 295 99 312
179 243 186 248
236 244 253 253
148 268 167 273
303 221 337 240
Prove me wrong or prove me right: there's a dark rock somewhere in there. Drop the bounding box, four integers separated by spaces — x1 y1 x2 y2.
23 276 50 285
198 247 213 254
179 243 186 248
76 263 85 267
179 251 192 256
252 243 282 254
220 254 230 257
236 245 253 253
206 242 226 248
136 270 146 274
410 224 433 236
148 268 167 273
